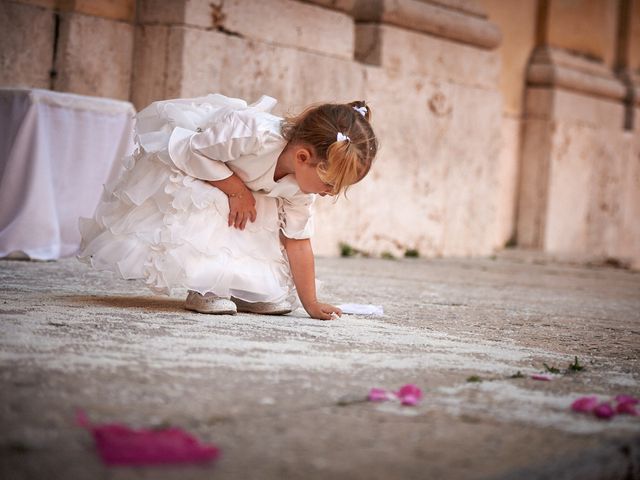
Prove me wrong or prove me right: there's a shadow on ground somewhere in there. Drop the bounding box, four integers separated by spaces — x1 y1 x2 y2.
64 295 186 313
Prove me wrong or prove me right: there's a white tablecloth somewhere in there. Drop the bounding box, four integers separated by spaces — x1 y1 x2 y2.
0 88 135 260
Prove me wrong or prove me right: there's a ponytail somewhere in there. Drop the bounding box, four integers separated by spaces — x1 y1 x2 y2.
317 138 367 195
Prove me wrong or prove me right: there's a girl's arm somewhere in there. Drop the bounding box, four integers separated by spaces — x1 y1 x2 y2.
283 236 342 320
208 174 256 230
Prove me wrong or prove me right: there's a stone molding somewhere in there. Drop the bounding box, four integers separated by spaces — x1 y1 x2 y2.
616 69 640 130
300 0 357 12
617 69 640 106
302 0 486 17
352 0 501 49
298 0 487 18
136 0 354 61
355 23 499 88
0 1 55 89
425 0 486 18
527 46 626 101
53 11 134 100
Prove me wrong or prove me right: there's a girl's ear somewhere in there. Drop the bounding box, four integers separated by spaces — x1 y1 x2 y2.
295 147 313 165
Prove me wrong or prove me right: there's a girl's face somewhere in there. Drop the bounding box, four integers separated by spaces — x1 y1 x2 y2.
294 148 334 196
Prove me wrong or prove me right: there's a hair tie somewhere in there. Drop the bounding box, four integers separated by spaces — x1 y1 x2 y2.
353 105 367 118
337 132 351 143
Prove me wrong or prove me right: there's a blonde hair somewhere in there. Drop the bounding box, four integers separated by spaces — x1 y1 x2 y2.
281 101 378 196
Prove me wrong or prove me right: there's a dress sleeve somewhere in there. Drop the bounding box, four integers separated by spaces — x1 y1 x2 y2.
280 192 316 240
167 109 265 181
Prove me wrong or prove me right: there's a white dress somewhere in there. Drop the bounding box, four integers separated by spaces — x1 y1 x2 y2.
78 94 315 305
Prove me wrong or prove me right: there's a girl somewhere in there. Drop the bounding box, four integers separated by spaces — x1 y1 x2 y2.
78 93 378 320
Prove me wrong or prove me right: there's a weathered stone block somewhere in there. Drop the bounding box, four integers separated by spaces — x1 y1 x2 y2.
136 0 186 24
544 123 628 259
215 0 354 59
130 24 172 109
356 24 500 89
173 27 364 114
544 124 601 256
525 88 625 130
552 89 625 129
0 1 54 89
138 0 355 60
54 12 134 100
353 0 501 49
518 86 638 267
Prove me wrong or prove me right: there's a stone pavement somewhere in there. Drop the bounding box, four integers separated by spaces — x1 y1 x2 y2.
0 253 639 479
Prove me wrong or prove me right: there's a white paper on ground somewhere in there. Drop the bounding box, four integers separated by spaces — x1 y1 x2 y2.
338 304 384 316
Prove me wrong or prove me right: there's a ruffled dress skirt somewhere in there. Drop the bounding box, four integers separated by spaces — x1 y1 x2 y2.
78 96 296 304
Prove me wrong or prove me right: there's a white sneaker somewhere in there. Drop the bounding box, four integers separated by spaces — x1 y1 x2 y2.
232 297 293 315
185 291 237 315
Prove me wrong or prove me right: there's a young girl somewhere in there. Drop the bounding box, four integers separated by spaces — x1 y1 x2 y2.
78 93 377 320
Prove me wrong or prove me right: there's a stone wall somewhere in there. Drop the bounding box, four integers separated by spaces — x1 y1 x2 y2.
515 1 640 269
0 0 134 100
0 1 55 89
1 0 639 267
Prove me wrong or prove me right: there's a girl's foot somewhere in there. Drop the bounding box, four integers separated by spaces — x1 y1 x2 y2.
231 297 292 315
185 291 237 314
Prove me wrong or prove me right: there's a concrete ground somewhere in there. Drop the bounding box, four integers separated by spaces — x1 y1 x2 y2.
1 252 639 479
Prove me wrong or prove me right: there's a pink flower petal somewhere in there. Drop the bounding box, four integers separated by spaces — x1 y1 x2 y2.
77 410 220 466
614 395 639 405
616 402 638 416
593 403 615 420
368 388 393 402
399 394 421 406
531 374 552 381
571 396 599 413
395 384 423 406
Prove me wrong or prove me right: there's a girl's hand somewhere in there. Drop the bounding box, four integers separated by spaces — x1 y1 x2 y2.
305 301 342 321
228 189 256 230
